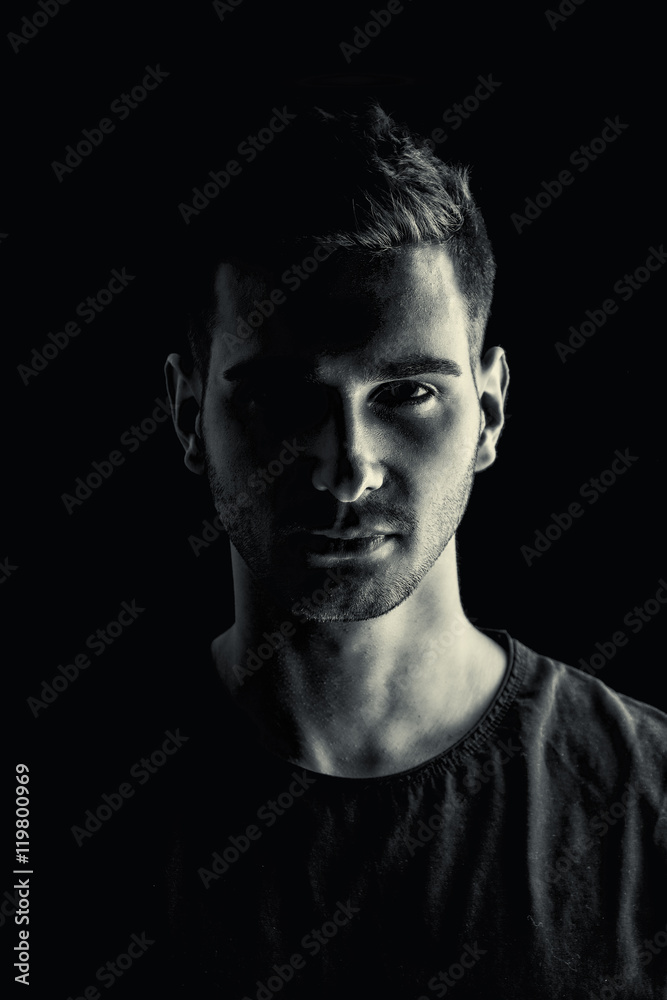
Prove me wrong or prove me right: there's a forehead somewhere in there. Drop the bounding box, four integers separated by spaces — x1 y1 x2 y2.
209 244 470 375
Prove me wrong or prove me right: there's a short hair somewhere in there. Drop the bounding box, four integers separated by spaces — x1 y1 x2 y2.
179 101 496 385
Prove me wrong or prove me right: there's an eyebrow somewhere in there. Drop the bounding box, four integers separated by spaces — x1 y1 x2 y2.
222 353 463 383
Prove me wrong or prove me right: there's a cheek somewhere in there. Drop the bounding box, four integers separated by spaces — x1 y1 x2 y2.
205 416 301 510
219 396 307 469
205 394 263 464
202 418 256 505
391 405 477 471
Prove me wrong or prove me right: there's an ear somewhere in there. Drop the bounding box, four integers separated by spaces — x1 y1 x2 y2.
164 353 206 475
474 347 509 473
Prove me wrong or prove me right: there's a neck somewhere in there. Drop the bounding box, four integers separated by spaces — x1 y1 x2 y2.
212 541 507 778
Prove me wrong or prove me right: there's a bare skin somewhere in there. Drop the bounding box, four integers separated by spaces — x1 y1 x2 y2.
166 245 510 778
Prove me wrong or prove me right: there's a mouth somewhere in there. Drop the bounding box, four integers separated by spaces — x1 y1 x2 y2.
291 531 397 562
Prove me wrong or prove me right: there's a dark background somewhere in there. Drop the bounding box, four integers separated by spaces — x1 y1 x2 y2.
4 0 665 995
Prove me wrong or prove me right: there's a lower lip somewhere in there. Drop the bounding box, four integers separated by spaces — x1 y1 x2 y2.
298 534 396 563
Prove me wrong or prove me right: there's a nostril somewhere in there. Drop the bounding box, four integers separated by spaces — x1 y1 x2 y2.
312 451 383 502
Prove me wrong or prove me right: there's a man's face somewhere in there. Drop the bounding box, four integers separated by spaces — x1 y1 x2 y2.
200 244 485 621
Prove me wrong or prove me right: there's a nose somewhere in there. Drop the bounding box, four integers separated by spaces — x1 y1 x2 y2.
310 396 384 502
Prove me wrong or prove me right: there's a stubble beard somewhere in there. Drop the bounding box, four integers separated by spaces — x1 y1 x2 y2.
202 441 479 623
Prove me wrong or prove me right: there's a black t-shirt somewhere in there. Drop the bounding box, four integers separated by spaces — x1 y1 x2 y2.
150 629 667 999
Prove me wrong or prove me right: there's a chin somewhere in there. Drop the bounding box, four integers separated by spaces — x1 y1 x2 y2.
284 569 425 624
292 598 400 624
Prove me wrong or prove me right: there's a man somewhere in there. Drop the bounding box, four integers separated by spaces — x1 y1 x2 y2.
161 104 666 998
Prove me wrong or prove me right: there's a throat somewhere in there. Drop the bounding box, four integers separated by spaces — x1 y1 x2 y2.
213 625 508 778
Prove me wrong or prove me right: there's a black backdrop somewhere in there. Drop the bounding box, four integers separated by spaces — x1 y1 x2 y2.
4 1 665 996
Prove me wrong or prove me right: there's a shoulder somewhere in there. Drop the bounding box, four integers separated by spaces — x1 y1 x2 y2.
505 634 667 814
512 634 667 740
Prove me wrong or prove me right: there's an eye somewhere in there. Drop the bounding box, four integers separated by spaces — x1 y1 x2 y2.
234 383 270 406
373 381 436 407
